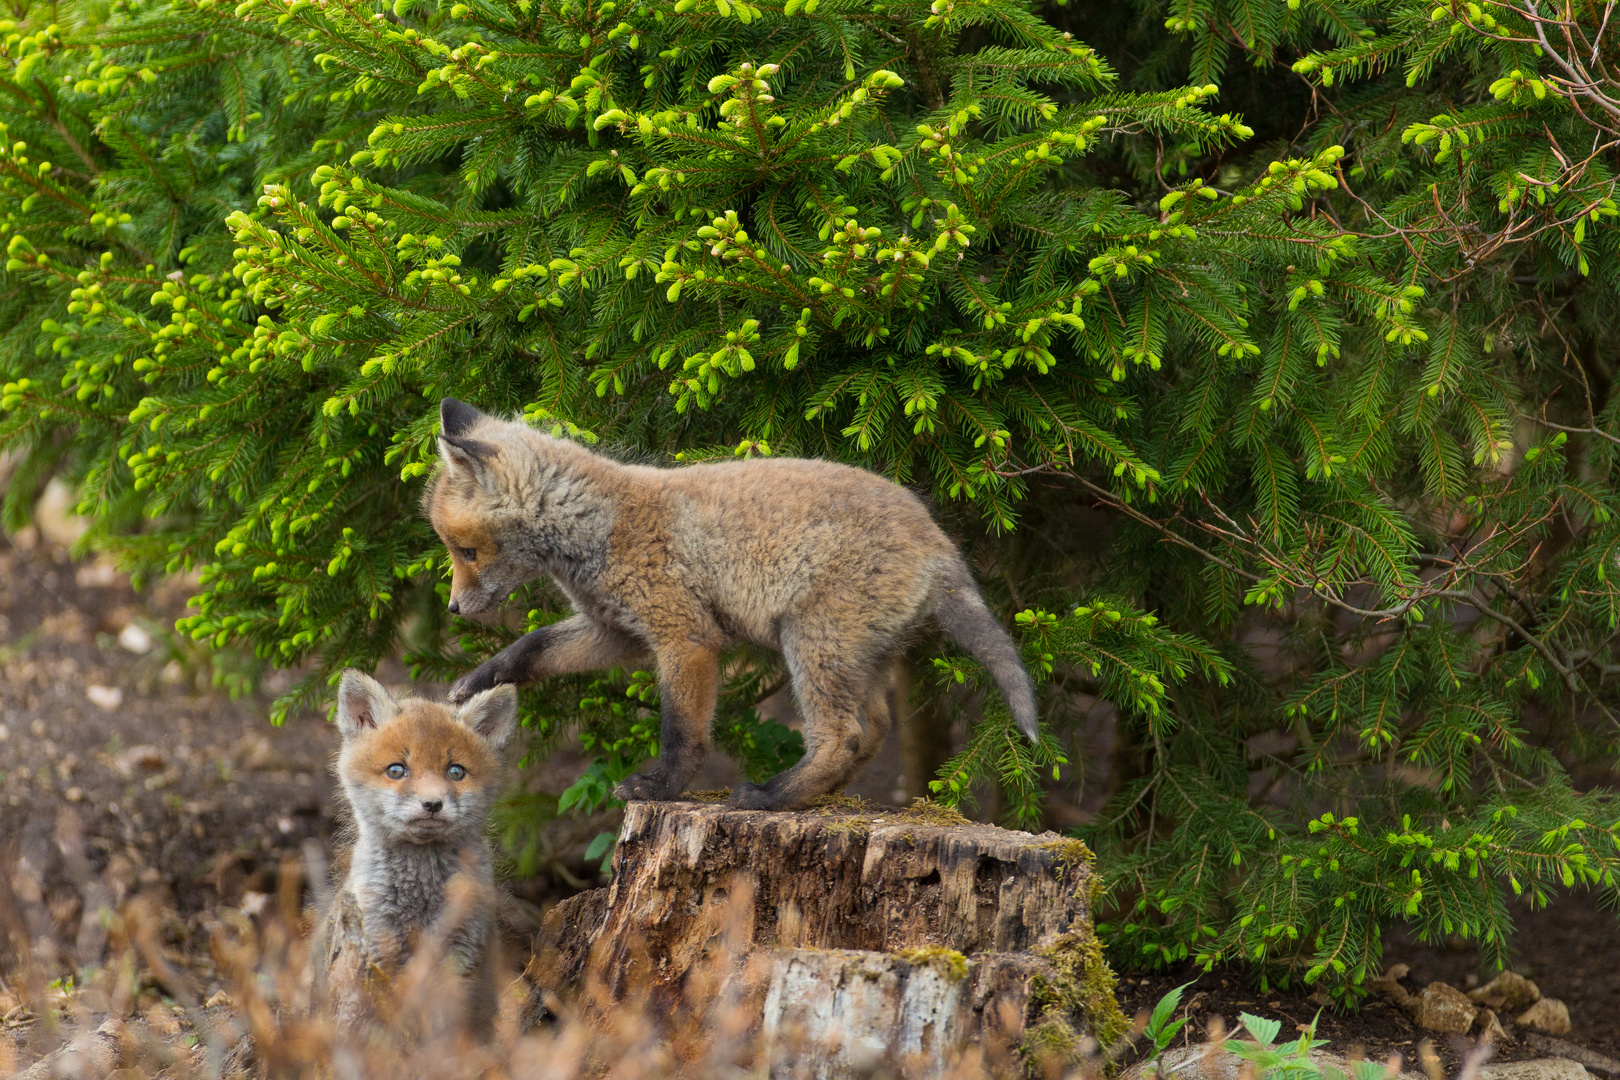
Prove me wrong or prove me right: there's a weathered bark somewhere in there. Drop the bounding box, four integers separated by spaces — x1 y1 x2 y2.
762 949 1044 1079
529 800 1123 1076
588 800 1093 993
311 884 374 1035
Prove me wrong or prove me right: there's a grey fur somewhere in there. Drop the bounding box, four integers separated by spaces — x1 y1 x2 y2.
933 564 1041 742
313 671 515 1039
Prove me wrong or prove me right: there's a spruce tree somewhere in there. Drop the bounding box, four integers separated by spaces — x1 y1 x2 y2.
0 0 1616 996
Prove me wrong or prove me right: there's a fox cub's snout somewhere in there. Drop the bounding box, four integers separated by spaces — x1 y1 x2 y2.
427 395 532 618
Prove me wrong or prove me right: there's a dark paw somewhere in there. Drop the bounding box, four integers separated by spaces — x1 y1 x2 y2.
727 782 787 811
614 771 682 802
448 661 506 705
447 673 486 706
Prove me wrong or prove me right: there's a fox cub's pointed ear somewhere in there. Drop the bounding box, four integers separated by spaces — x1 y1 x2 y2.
438 398 498 484
438 435 497 484
335 670 398 740
456 684 519 750
440 397 485 438
439 434 496 479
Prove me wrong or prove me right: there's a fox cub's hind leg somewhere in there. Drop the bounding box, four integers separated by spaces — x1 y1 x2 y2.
834 676 899 792
449 614 647 704
613 643 719 801
729 638 896 811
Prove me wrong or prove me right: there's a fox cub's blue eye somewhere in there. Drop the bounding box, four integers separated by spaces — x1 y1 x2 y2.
458 546 477 562
385 763 407 780
447 764 467 781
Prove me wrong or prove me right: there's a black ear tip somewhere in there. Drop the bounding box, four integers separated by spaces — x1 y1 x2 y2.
440 397 483 437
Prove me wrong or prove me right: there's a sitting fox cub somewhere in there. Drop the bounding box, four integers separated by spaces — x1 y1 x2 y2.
313 670 515 1040
428 398 1038 812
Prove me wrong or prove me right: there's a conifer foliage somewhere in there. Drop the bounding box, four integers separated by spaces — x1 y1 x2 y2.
0 0 1617 996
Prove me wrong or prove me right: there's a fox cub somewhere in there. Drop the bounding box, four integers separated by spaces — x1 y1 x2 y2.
313 670 515 1040
427 397 1039 812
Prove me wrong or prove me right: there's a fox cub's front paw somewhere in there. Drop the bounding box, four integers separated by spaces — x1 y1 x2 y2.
613 771 683 802
448 662 503 705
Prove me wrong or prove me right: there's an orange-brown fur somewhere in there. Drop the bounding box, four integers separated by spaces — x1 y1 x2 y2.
312 671 516 1040
427 398 1039 810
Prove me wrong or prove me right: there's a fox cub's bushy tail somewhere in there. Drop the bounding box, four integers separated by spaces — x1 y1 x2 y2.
932 561 1041 742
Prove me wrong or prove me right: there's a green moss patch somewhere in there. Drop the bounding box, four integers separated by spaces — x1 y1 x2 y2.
808 792 874 815
680 789 732 803
894 798 972 827
1040 837 1098 885
893 945 970 983
1021 928 1129 1073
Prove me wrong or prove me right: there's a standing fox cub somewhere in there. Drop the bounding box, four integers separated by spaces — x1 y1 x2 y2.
313 670 515 1040
428 397 1038 811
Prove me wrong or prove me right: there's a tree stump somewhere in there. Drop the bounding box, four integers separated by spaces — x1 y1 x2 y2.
529 800 1126 1077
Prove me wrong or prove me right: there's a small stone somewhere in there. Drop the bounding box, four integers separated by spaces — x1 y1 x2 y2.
144 1004 181 1037
1410 981 1478 1034
85 684 124 711
0 724 9 741
1477 1008 1511 1046
117 623 153 654
118 744 166 775
237 734 289 771
1372 962 1416 1007
1471 970 1541 1011
1517 998 1572 1036
64 786 84 803
1480 1060 1592 1080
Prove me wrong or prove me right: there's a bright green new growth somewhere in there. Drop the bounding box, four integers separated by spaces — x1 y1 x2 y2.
0 0 1618 1000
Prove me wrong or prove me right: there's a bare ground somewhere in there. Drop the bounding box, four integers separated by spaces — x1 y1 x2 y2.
0 540 618 1064
1 538 1617 1075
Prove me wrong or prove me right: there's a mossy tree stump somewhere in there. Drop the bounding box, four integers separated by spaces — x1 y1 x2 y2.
532 800 1125 1077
